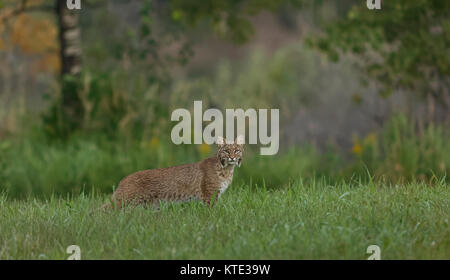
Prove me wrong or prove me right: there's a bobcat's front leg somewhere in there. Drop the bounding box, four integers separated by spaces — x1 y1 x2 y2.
201 188 220 207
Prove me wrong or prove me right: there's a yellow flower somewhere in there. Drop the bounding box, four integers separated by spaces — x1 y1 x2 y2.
366 132 376 145
198 143 211 156
352 143 363 156
149 137 160 149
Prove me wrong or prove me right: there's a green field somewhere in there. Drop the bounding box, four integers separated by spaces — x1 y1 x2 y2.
0 115 448 259
1 179 448 259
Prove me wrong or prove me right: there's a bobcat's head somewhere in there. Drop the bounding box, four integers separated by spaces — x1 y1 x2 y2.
217 135 244 168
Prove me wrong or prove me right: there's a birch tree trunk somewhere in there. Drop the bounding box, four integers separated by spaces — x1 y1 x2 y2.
56 0 82 76
55 0 83 131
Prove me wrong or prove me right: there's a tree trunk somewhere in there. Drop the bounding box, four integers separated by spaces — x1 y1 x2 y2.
55 0 84 134
56 0 82 76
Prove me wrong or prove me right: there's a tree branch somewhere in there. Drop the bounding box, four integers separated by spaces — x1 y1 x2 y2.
0 0 55 25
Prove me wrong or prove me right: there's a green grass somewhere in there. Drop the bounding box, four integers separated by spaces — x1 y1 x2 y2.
1 115 448 199
0 114 448 259
1 179 448 259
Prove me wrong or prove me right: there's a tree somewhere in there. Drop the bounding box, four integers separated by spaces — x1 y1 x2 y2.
168 0 303 43
55 0 83 133
0 0 83 76
1 0 305 137
307 0 450 124
56 0 82 76
0 0 84 136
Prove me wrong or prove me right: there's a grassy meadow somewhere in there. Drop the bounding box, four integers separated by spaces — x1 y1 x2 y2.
0 113 449 259
0 179 448 259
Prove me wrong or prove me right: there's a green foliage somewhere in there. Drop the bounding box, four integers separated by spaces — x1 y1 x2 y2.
169 0 304 43
133 0 193 84
42 70 170 140
0 134 200 199
235 146 342 188
349 115 450 182
41 0 191 139
0 180 448 259
1 115 448 199
42 75 85 139
307 0 450 99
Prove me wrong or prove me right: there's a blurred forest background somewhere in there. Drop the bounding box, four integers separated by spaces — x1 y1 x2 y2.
0 0 448 198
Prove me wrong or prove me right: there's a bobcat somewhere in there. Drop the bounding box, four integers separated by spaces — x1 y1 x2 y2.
103 136 244 210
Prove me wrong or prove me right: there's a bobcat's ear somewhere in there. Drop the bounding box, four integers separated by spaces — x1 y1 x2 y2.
217 136 225 146
235 135 244 145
